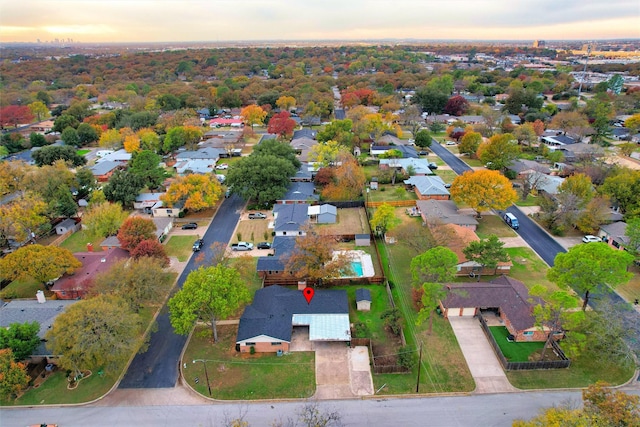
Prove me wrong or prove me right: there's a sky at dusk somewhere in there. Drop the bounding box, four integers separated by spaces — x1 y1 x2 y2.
1 0 639 43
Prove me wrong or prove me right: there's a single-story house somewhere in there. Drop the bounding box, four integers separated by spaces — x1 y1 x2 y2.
599 221 634 251
610 127 630 141
236 285 350 353
291 163 315 182
292 129 317 140
51 248 130 300
134 192 166 213
551 143 604 163
278 182 318 204
308 204 337 224
90 160 121 182
404 175 450 200
174 158 216 175
356 288 371 311
151 199 185 218
95 148 131 164
440 276 548 342
376 134 403 145
28 120 55 134
379 158 435 176
100 235 121 250
175 147 225 161
370 145 418 158
290 137 318 162
506 159 551 178
0 297 78 361
152 217 173 240
541 134 576 147
55 218 79 235
536 174 565 198
439 223 511 277
256 236 297 281
273 203 310 237
416 199 478 231
210 118 243 127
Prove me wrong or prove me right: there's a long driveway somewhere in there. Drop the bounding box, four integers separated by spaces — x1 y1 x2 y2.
118 194 245 388
431 140 640 359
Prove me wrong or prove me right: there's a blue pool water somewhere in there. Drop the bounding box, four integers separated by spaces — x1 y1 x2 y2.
350 261 364 277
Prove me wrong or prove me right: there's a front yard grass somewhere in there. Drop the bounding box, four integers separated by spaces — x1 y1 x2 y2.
615 263 640 303
433 169 458 183
165 235 198 262
475 214 517 238
183 325 315 399
232 219 270 244
59 230 104 253
505 247 558 292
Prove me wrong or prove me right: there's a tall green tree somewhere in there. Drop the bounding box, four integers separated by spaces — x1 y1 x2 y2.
103 169 144 207
548 242 634 310
76 123 99 146
414 129 432 149
477 133 521 171
0 321 40 361
0 244 82 284
49 184 78 218
370 203 401 237
75 167 96 200
462 234 509 281
46 295 143 379
169 265 250 342
225 155 297 206
61 126 79 146
129 150 166 190
252 138 301 169
32 145 86 167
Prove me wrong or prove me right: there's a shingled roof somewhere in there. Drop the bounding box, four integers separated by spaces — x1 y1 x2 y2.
236 285 349 343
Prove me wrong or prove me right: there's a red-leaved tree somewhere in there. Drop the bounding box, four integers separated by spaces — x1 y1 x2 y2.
443 96 470 116
267 111 297 139
116 217 156 251
0 105 34 129
130 239 169 266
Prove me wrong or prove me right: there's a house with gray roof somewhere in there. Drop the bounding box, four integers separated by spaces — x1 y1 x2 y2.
273 203 310 236
174 158 216 175
416 199 478 230
552 143 604 163
256 236 297 280
292 129 317 140
90 160 121 182
308 204 337 224
134 192 165 212
290 137 318 162
440 276 547 342
278 182 318 204
291 162 314 182
95 148 131 164
536 175 565 198
379 158 435 176
0 298 78 359
541 135 576 146
175 147 225 160
506 159 551 177
404 175 450 200
370 145 418 159
236 285 350 353
599 221 635 252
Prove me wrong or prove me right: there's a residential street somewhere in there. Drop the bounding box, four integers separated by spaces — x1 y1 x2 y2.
118 194 245 388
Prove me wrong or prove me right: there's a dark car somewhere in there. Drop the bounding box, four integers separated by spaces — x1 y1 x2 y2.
418 151 428 156
248 212 267 219
192 239 204 252
256 242 271 249
428 162 438 170
181 222 198 230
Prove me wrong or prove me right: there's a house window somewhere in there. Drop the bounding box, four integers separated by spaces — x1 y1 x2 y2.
166 209 173 214
523 331 534 336
282 232 287 236
271 342 281 346
245 342 256 346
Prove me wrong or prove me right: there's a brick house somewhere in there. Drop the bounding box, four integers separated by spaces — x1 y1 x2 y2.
403 175 450 200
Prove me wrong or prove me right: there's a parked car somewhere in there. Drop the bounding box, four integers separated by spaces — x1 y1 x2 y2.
256 242 271 249
248 212 267 219
445 141 457 146
231 241 254 251
582 235 601 243
215 163 228 170
181 222 198 230
418 150 428 156
428 162 438 170
192 239 204 251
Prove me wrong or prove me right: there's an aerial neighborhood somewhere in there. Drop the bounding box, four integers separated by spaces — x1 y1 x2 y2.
1 41 640 417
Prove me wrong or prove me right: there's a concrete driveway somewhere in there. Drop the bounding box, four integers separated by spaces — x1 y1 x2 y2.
447 316 517 394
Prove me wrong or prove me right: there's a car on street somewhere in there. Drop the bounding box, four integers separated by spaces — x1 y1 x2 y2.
192 239 204 251
215 163 228 170
445 141 457 146
428 162 438 170
582 235 601 243
181 222 198 230
256 242 271 249
248 212 267 219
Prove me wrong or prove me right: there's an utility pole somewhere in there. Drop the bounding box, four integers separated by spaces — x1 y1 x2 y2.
193 359 212 396
415 341 423 393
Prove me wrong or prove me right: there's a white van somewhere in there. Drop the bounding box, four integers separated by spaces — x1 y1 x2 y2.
503 212 519 230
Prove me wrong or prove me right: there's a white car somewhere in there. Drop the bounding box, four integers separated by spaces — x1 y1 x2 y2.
215 163 228 170
445 141 457 146
582 235 601 243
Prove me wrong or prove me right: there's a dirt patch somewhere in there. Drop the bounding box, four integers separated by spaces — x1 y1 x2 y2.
315 208 369 235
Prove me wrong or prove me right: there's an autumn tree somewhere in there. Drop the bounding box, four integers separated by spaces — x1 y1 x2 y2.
477 133 520 171
276 95 296 112
308 140 349 166
321 153 366 200
462 234 509 280
123 134 141 153
169 265 250 342
285 224 351 288
549 111 590 139
130 239 169 266
240 104 267 131
46 294 143 379
28 101 49 121
600 169 640 216
0 349 29 401
82 201 127 239
317 119 354 147
458 131 482 156
267 111 297 139
117 216 156 251
370 203 401 236
0 192 47 244
548 242 634 310
0 321 40 361
161 173 223 211
450 170 517 218
443 95 469 116
0 244 82 284
32 145 86 167
0 105 34 128
163 125 203 152
512 123 538 146
137 128 161 152
393 220 436 256
98 128 123 149
553 173 595 231
624 113 640 134
90 257 171 310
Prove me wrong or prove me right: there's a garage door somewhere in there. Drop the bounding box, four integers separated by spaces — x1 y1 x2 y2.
461 307 476 316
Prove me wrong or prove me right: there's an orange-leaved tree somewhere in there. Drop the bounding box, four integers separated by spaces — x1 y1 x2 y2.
450 170 517 218
161 174 223 212
240 104 267 131
117 216 156 251
0 244 82 285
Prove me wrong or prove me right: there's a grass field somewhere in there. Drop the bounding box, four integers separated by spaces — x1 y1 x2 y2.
59 230 104 253
232 218 271 244
505 247 558 292
489 326 544 362
165 235 198 262
183 325 315 399
316 207 370 235
475 215 517 238
367 185 417 202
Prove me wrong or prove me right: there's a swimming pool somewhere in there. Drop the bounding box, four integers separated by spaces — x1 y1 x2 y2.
350 261 364 277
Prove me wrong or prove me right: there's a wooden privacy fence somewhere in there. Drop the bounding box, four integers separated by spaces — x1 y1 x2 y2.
365 200 417 208
350 337 409 374
478 314 571 371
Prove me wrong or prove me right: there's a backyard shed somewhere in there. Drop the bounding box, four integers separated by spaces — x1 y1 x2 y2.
55 218 78 235
308 204 337 224
355 234 371 246
355 289 371 311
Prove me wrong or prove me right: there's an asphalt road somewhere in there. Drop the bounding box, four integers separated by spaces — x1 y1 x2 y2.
431 140 640 358
118 194 246 388
12 389 640 427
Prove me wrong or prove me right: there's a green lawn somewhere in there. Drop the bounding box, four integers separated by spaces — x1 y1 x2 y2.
514 193 540 207
76 149 91 156
489 326 544 362
59 230 104 253
475 215 517 239
505 247 558 292
183 325 315 399
433 169 458 183
0 276 46 299
334 285 390 342
165 235 198 262
368 185 418 202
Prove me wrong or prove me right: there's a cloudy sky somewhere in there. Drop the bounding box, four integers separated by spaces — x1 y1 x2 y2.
1 0 639 43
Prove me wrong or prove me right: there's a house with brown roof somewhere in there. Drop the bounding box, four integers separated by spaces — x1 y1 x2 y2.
416 199 478 231
50 248 129 299
438 223 511 277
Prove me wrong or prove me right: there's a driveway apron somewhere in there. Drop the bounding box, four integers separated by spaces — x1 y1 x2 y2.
314 341 354 399
447 316 517 394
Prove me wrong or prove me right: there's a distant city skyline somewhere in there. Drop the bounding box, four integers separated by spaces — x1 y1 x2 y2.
1 0 639 44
